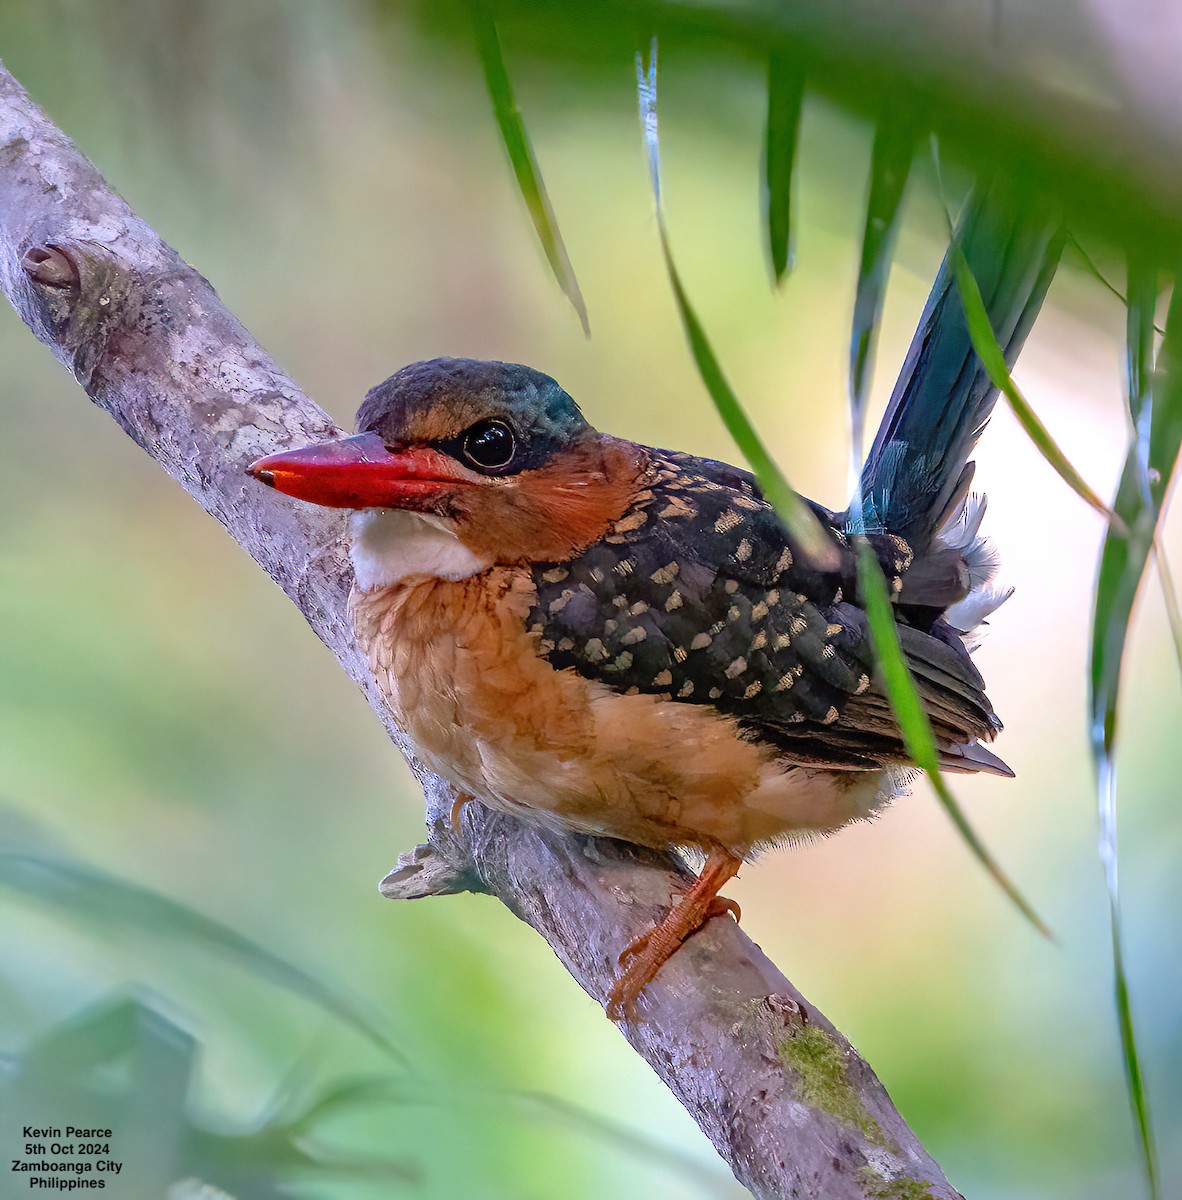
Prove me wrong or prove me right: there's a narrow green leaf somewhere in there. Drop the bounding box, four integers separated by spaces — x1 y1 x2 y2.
0 848 409 1068
764 55 805 285
1069 242 1177 660
948 239 1118 525
658 232 839 569
1110 902 1158 1200
1066 234 1166 336
856 542 1051 938
1091 280 1182 760
289 1076 726 1193
850 120 912 470
1127 262 1182 670
637 44 839 571
1127 258 1157 513
1096 760 1159 1200
469 2 589 334
1087 277 1182 1200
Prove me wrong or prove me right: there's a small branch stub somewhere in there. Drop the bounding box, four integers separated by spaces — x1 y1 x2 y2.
379 843 478 900
22 243 78 289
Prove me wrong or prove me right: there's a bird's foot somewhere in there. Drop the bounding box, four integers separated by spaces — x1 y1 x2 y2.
615 895 741 968
607 929 684 1023
605 849 742 1023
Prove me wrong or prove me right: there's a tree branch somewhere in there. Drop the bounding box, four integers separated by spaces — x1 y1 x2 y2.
0 62 961 1200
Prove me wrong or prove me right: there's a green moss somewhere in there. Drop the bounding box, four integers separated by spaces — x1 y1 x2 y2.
856 1167 936 1199
779 1026 888 1146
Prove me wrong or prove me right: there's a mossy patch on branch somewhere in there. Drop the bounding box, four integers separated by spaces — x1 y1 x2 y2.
779 1025 889 1148
856 1166 936 1199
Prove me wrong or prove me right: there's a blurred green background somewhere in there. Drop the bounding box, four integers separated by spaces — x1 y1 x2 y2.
0 2 1180 1198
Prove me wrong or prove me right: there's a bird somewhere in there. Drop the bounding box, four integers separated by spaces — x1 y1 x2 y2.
247 186 1061 1020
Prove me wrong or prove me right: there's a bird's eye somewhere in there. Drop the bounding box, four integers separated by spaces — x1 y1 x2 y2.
461 419 517 472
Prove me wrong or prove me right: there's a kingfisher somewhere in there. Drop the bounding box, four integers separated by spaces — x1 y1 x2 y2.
248 189 1060 1019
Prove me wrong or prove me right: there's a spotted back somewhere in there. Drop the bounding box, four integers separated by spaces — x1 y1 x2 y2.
527 449 998 770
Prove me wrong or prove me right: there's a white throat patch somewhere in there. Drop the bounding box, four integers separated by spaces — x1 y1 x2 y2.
348 509 491 591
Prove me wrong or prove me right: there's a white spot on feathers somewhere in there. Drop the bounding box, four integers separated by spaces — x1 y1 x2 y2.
659 496 696 519
613 510 649 534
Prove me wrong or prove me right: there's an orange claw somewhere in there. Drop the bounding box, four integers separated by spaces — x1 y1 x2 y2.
707 895 741 924
449 791 476 834
606 849 742 1022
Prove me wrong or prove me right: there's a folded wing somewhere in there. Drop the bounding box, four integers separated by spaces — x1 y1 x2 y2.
528 450 1006 774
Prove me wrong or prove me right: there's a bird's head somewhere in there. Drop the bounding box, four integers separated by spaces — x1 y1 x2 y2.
248 358 642 588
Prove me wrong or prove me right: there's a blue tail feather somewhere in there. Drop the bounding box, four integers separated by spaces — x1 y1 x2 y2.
854 183 1063 552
